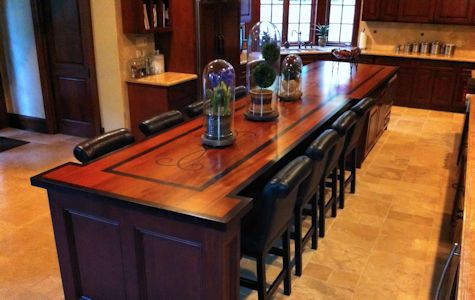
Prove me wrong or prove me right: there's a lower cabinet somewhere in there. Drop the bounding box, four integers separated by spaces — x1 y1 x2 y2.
127 80 197 140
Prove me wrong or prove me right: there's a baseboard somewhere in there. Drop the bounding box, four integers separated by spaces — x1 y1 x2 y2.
7 113 48 133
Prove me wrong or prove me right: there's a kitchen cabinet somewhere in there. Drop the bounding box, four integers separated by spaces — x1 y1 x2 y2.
411 69 434 107
380 0 399 21
361 0 380 20
431 71 457 110
241 0 251 23
121 0 172 34
392 67 414 107
454 71 472 111
398 0 436 23
127 80 197 140
434 0 475 24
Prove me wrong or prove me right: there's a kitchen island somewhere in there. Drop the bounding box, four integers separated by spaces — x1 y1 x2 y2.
31 61 397 299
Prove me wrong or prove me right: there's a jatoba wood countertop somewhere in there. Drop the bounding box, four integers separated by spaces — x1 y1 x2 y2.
31 61 397 229
460 91 475 299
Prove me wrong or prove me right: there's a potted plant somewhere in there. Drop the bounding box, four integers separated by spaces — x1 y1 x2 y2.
246 22 281 121
279 54 303 101
315 24 329 47
202 59 236 147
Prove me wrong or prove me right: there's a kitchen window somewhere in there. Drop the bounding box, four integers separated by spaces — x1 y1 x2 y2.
258 0 361 46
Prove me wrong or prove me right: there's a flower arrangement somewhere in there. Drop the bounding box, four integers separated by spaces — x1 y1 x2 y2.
280 54 303 101
206 69 234 116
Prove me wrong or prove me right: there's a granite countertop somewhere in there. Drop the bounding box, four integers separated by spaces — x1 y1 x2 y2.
126 72 198 87
362 49 475 63
240 46 341 65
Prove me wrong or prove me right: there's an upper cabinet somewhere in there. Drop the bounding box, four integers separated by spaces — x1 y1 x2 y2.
434 0 475 24
398 0 436 23
121 0 172 34
362 0 475 25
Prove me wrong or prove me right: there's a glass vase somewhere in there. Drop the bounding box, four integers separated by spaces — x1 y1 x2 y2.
279 54 303 101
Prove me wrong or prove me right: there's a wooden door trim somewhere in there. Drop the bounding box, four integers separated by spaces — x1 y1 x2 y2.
30 0 102 136
30 0 57 134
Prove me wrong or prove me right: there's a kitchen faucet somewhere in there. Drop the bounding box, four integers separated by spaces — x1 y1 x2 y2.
291 30 302 49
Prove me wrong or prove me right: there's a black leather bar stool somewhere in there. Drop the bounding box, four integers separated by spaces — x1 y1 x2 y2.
240 156 312 300
331 110 358 209
293 129 340 276
235 85 248 99
342 97 377 195
138 110 184 137
73 128 135 164
312 129 343 238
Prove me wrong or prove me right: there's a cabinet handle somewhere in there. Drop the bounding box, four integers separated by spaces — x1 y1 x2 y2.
435 243 460 300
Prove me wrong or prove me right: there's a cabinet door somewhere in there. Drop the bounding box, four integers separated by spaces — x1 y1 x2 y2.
398 0 436 22
380 0 399 21
240 0 251 23
453 72 471 112
434 0 475 24
411 69 434 107
362 0 380 20
365 106 380 156
431 71 456 111
392 68 415 107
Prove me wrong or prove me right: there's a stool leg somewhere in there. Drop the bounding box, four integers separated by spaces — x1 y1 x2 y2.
294 207 303 276
256 254 266 300
351 149 357 194
318 179 325 238
331 169 337 218
282 228 291 295
311 194 318 249
339 156 345 209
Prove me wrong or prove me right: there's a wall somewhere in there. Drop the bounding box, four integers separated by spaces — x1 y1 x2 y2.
89 0 154 132
0 0 44 118
360 21 475 54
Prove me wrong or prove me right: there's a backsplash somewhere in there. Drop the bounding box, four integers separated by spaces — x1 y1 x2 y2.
360 21 475 54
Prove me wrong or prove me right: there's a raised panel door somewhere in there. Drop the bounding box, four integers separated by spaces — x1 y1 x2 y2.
398 0 436 22
453 72 471 112
362 0 381 20
431 71 456 110
411 69 434 107
380 0 399 21
392 67 414 106
434 0 475 24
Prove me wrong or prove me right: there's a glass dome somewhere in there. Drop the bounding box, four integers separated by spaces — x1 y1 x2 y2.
202 59 236 147
245 21 281 121
279 54 303 101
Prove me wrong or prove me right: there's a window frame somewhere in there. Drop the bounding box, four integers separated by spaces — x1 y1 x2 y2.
257 0 362 47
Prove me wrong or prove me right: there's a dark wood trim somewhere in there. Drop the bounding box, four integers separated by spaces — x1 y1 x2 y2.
8 113 48 133
0 73 7 129
30 0 57 134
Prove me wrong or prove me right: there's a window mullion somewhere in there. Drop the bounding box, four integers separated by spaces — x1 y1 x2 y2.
282 0 290 42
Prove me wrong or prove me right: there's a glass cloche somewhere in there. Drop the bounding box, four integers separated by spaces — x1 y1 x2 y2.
245 21 281 121
279 54 303 101
202 59 236 147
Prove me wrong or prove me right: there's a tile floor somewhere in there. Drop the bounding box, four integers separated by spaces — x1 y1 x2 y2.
0 106 464 299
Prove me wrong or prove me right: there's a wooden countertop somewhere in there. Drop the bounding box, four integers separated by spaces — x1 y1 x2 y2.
459 90 475 299
126 72 197 87
362 49 475 63
31 61 397 229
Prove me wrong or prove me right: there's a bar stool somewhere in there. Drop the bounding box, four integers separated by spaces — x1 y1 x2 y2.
331 110 358 209
235 85 248 99
293 129 340 276
240 156 312 300
343 97 377 195
73 128 135 164
184 86 247 119
138 110 184 137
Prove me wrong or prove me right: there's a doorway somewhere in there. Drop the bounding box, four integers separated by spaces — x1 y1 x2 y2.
0 71 7 129
31 0 102 138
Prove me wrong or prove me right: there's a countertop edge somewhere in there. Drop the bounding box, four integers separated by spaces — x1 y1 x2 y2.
361 50 475 64
126 72 198 87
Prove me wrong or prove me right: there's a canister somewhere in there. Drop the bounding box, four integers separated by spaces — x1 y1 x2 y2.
431 41 441 55
412 42 420 54
445 44 456 56
403 43 413 54
420 42 430 55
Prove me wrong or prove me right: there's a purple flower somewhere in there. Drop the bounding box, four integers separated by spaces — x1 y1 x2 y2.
208 73 220 89
208 69 234 89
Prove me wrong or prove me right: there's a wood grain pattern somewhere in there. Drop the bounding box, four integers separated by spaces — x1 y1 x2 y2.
32 61 398 229
459 91 475 299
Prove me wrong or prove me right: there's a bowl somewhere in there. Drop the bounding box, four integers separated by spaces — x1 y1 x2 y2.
331 47 361 60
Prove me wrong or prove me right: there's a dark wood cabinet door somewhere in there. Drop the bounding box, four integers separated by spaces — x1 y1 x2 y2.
362 0 380 20
392 68 414 107
241 0 251 22
431 71 456 110
365 106 379 156
411 69 434 107
434 0 475 24
398 0 436 22
380 0 400 21
43 0 101 137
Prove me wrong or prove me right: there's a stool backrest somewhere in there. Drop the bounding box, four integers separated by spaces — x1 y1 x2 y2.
331 110 358 156
185 100 204 118
245 156 312 252
300 129 340 203
139 110 184 137
73 128 135 164
348 97 376 154
351 97 376 118
326 112 357 175
235 86 248 99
